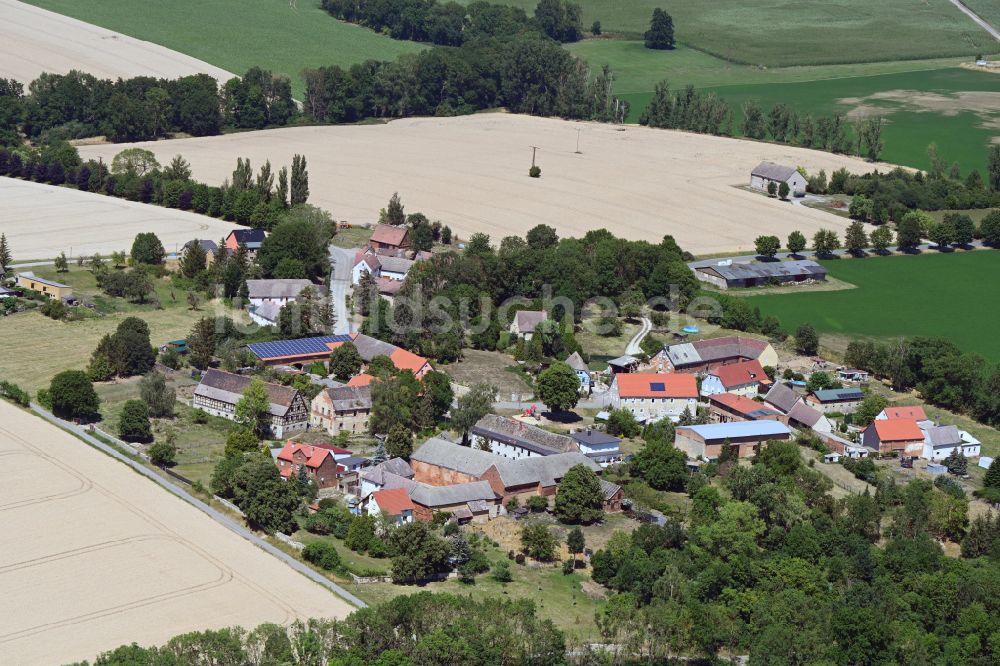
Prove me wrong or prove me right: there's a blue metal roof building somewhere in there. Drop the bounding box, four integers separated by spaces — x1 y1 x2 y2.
678 421 791 440
675 420 792 460
811 388 864 403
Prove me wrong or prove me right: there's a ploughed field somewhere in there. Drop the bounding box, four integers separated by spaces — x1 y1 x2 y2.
0 401 352 665
77 113 894 256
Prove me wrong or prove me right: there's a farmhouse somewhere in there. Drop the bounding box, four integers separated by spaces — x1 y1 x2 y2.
15 271 72 300
351 250 418 284
359 457 415 500
509 310 548 340
192 369 308 437
762 382 833 433
367 488 416 526
569 428 623 467
470 413 579 459
674 421 792 461
274 442 341 489
368 224 410 255
763 382 805 414
224 228 267 255
708 393 785 424
920 424 981 462
862 419 925 457
565 351 591 392
651 336 778 373
700 359 768 397
877 406 928 422
245 278 314 326
695 260 827 290
806 388 864 414
750 161 807 196
310 386 372 435
610 373 699 422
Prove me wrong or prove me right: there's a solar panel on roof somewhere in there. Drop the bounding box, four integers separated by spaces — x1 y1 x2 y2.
649 382 665 391
247 335 353 359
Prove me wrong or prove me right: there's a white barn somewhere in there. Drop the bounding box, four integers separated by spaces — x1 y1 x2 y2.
750 162 807 196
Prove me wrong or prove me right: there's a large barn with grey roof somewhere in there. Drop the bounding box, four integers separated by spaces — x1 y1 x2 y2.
750 161 807 196
695 260 827 290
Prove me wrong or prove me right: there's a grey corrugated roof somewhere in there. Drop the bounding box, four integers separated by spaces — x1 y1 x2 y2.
325 386 372 412
17 271 71 289
751 161 798 181
251 301 282 323
376 255 415 274
600 479 622 500
246 279 313 300
471 414 578 455
764 383 802 414
492 453 601 488
410 438 500 476
607 355 639 368
699 260 826 282
924 425 962 448
351 333 399 362
408 480 497 507
570 429 621 447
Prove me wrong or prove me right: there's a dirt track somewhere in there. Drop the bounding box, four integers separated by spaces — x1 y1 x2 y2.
0 401 351 664
0 178 240 260
0 0 234 85
79 114 896 255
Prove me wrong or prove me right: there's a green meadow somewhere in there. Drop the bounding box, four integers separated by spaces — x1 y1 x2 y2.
21 0 425 97
743 251 1000 361
616 66 1000 173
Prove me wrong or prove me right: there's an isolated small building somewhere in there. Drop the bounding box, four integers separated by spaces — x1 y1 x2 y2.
610 373 699 422
700 359 767 398
920 424 981 461
862 419 925 457
15 272 72 300
674 421 792 460
368 224 410 255
565 351 591 392
193 369 308 438
310 385 372 435
695 260 827 290
569 429 623 467
806 388 865 414
750 161 807 196
509 310 548 340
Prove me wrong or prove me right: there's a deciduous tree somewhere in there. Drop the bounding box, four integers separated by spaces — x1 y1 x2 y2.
844 221 868 255
536 361 580 413
235 377 271 438
786 230 806 256
754 235 781 259
329 341 362 380
140 371 176 417
118 399 153 442
49 370 100 420
554 463 604 523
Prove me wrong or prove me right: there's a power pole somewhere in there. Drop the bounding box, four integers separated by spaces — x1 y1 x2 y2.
529 145 540 168
575 128 582 154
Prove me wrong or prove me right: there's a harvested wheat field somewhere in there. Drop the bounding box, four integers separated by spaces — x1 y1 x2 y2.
0 0 234 85
0 178 240 260
0 401 351 665
79 114 897 255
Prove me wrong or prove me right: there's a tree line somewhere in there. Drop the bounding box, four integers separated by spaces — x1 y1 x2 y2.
321 0 584 46
0 68 294 146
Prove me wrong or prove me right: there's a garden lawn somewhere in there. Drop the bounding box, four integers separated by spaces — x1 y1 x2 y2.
440 349 534 398
21 0 424 98
620 67 1000 173
743 251 1000 361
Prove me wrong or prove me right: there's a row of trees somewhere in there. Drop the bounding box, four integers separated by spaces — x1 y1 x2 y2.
0 68 294 146
321 0 583 46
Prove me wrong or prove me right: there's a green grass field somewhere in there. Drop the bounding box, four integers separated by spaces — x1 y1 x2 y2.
467 0 993 66
743 251 1000 361
21 0 424 97
615 66 1000 173
960 0 1000 30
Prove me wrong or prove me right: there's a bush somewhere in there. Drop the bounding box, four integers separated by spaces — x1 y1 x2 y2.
562 559 575 575
302 541 343 571
119 399 153 442
492 559 513 582
0 380 31 407
148 442 177 466
529 165 541 178
527 495 549 512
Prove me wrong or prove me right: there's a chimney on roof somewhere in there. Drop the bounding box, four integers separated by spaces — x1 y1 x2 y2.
587 428 592 436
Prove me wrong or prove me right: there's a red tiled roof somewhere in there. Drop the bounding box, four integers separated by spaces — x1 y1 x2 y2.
372 487 416 515
391 348 430 374
370 224 409 247
872 419 923 442
615 373 698 399
276 442 334 468
882 406 928 421
712 360 765 389
348 373 375 387
710 392 774 416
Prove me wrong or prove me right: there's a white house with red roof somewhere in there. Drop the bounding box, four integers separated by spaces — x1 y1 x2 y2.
610 373 699 422
700 359 767 398
367 488 416 525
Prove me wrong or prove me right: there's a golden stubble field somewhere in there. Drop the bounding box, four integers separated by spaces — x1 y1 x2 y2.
0 401 352 664
0 0 233 85
0 178 240 260
79 113 897 255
